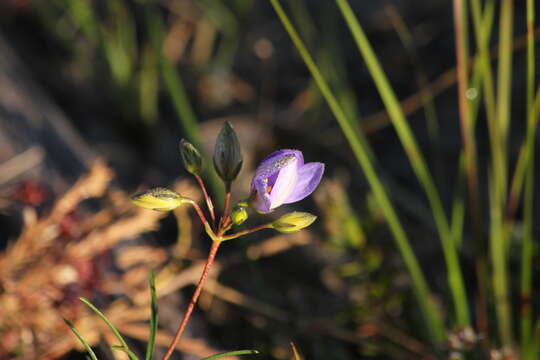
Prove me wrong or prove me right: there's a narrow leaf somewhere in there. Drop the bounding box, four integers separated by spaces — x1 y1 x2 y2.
201 349 260 360
63 318 99 360
145 271 159 360
79 297 138 360
112 345 140 360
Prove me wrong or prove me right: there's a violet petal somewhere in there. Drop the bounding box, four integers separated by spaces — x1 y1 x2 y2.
267 156 299 209
284 162 324 203
252 178 272 213
251 150 304 183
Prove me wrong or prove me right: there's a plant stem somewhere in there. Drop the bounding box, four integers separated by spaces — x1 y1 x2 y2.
186 200 209 228
162 240 222 360
521 0 536 354
219 186 232 231
221 223 273 241
492 0 514 351
195 174 216 224
186 199 217 241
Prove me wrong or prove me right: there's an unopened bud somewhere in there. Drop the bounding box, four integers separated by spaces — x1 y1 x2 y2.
130 187 186 211
213 121 243 183
231 205 248 225
179 139 203 175
272 212 316 233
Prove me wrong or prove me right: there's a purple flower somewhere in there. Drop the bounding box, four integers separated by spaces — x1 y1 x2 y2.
251 149 324 213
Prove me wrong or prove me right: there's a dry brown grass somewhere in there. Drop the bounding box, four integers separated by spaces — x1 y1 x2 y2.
0 161 233 360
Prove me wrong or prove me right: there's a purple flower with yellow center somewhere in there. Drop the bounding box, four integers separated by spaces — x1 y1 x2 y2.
251 150 324 213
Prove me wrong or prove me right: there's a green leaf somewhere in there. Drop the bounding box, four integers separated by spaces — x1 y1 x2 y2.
201 350 260 360
145 271 159 360
63 318 99 360
79 297 139 360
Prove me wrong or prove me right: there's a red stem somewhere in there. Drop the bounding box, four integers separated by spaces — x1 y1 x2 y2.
187 200 209 226
219 189 232 231
195 175 216 224
162 240 221 360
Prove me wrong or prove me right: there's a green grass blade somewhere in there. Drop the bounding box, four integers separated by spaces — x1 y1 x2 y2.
450 154 466 248
79 297 139 360
63 318 99 360
201 350 260 360
334 0 469 328
145 271 159 360
268 0 445 344
492 0 514 349
112 345 140 360
521 0 536 352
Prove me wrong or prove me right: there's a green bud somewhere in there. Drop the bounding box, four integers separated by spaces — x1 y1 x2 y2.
213 121 243 183
130 187 186 211
231 205 248 225
272 212 317 233
179 139 203 175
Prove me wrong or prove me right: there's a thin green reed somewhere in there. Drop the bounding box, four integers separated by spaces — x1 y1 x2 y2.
268 0 445 344
468 7 498 343
521 0 536 356
453 0 481 246
334 0 469 327
491 0 514 350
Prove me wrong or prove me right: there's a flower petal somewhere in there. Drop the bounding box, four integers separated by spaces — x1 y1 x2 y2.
250 149 306 213
268 156 298 210
252 177 272 213
284 162 324 204
251 149 303 183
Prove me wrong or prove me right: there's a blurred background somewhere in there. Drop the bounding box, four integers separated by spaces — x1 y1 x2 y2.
0 0 535 359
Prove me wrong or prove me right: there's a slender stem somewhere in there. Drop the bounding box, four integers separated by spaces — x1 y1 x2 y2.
219 184 232 231
186 199 217 241
521 1 536 354
492 0 514 350
162 240 222 360
454 0 481 246
454 0 483 333
186 200 209 227
195 175 216 224
470 0 496 348
221 223 273 241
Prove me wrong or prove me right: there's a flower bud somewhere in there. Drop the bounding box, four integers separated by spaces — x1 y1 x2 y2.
130 187 186 211
179 139 203 175
213 121 243 183
231 205 248 225
271 212 317 233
